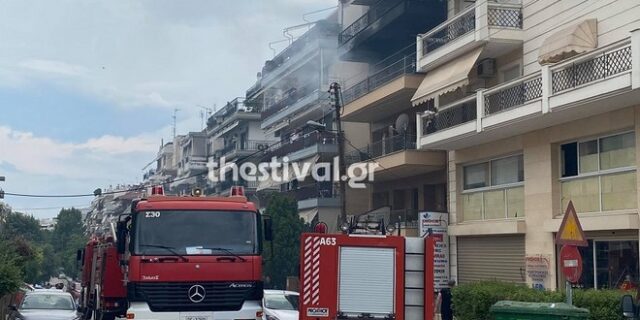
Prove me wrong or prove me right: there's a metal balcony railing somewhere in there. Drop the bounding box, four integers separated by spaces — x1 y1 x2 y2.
345 134 416 165
263 131 337 159
218 140 273 158
287 183 335 202
484 73 543 115
420 1 522 56
342 51 417 105
261 84 318 120
339 0 403 45
388 209 420 228
423 96 477 134
551 45 632 94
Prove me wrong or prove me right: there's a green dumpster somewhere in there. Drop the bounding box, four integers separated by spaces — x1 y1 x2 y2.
490 301 590 320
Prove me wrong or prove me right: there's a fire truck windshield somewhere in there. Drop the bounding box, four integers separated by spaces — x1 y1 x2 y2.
133 210 258 256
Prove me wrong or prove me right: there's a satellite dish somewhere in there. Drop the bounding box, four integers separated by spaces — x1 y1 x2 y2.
395 113 410 134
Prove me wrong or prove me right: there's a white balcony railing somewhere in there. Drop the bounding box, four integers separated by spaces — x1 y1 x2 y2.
419 0 522 57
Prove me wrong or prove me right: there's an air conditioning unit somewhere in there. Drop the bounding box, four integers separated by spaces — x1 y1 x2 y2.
477 58 496 79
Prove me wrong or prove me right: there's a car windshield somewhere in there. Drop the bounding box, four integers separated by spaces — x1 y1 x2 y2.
265 293 299 310
134 210 258 255
21 294 74 310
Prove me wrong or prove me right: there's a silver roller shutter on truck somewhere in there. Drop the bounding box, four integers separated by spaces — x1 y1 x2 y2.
338 246 395 317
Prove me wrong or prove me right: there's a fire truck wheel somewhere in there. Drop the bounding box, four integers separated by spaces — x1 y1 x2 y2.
96 311 115 320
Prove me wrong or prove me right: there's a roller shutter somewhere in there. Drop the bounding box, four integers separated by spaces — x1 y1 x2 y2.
338 247 395 316
457 235 525 284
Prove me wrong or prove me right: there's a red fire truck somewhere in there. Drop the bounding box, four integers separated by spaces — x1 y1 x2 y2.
78 186 271 320
299 220 436 320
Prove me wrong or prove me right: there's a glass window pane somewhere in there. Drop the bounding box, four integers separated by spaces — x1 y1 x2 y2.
483 190 506 219
595 241 639 289
561 142 578 177
462 192 483 221
491 155 523 186
601 171 637 211
579 140 598 173
600 132 635 170
464 163 488 190
506 187 524 218
561 177 599 213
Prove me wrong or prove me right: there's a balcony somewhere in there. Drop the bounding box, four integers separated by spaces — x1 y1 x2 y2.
263 131 337 162
342 52 424 122
207 98 260 137
339 0 446 60
417 0 523 72
261 87 329 130
417 38 640 150
346 134 445 180
216 140 273 161
288 183 339 210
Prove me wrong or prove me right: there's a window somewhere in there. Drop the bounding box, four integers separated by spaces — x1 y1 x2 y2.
560 132 636 213
565 239 639 289
461 154 524 221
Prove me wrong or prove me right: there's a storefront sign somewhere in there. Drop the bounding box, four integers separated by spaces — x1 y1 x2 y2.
525 254 550 290
419 211 449 289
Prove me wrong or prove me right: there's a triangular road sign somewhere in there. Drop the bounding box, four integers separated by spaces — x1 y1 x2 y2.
555 201 588 246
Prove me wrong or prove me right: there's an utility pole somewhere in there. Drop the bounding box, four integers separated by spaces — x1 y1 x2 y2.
0 175 4 199
329 82 347 225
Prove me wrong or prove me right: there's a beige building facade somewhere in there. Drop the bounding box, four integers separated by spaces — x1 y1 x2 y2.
413 0 640 290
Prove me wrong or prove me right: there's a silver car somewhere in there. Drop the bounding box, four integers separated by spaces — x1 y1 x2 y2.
7 290 79 320
263 290 299 320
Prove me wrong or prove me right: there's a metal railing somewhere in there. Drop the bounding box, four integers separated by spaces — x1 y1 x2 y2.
345 134 416 164
484 73 543 115
388 208 420 228
261 84 318 120
263 131 337 159
423 96 477 134
420 1 522 56
339 0 403 45
287 183 335 201
218 140 272 158
551 45 632 94
342 52 417 105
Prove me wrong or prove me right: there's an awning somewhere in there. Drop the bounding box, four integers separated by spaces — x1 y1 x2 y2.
299 208 319 224
411 46 484 106
538 19 597 65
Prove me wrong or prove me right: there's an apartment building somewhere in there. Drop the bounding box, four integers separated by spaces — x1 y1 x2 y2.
338 0 448 235
247 18 346 231
205 97 275 197
413 0 640 290
143 141 176 187
170 132 209 194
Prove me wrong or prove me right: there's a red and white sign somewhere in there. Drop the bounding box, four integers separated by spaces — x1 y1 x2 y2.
560 245 583 283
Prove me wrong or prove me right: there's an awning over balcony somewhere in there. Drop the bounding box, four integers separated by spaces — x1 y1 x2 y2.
256 155 320 191
411 46 484 106
299 208 318 224
538 19 597 65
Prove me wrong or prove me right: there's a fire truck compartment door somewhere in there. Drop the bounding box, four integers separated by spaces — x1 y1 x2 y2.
338 247 395 316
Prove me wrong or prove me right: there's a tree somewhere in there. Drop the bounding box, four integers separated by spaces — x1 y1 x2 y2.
0 240 22 296
1 211 42 243
52 208 85 278
263 193 304 289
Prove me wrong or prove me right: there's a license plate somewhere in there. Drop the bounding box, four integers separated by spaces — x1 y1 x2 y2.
184 317 210 320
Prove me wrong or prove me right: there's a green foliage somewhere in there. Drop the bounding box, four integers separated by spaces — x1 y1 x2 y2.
1 211 42 243
52 208 85 278
0 240 23 296
263 193 304 290
452 281 623 320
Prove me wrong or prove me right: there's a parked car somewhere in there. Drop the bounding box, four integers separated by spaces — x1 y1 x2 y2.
263 290 299 320
7 290 78 320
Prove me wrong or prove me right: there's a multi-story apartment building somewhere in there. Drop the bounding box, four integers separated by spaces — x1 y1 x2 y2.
206 97 275 196
143 141 177 187
413 0 640 290
170 132 208 194
249 18 346 231
338 0 448 235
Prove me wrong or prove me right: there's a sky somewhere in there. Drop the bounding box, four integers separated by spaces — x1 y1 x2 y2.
0 0 336 218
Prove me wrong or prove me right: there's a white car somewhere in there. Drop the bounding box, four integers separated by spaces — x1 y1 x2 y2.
263 290 299 320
